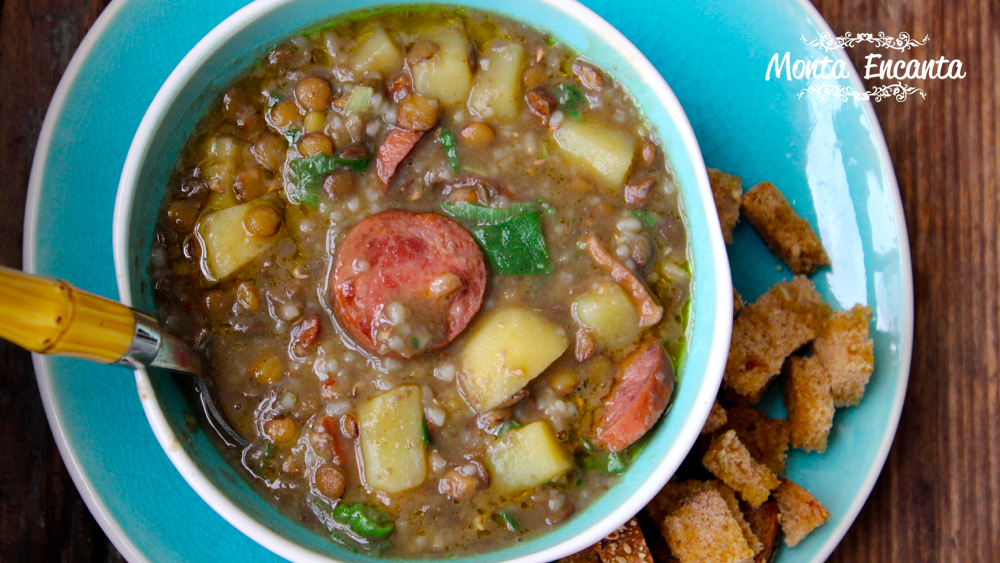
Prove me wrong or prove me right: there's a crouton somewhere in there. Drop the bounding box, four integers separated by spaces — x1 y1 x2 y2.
662 489 754 563
773 478 829 547
701 400 728 435
724 404 790 474
723 276 831 402
784 355 835 452
596 517 655 563
560 545 602 563
734 289 744 317
743 502 780 563
645 479 760 555
741 182 829 275
702 430 779 508
708 169 743 243
813 304 874 407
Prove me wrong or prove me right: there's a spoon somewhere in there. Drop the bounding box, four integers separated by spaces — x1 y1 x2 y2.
0 266 248 448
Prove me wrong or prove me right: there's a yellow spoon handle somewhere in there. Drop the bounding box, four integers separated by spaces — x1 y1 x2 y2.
0 265 138 364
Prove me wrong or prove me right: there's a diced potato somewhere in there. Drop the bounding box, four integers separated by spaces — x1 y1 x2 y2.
458 307 569 412
553 120 636 189
573 283 642 351
196 200 281 282
468 39 524 121
351 25 404 77
202 135 242 210
357 385 427 493
485 421 573 492
410 25 473 106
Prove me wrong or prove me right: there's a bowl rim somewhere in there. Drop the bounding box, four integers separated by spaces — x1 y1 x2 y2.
111 0 732 561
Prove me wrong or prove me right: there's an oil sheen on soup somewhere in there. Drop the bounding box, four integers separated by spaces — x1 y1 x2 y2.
150 6 690 557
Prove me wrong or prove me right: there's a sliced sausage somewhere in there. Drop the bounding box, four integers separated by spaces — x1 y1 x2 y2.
376 127 425 188
331 210 487 358
593 340 674 452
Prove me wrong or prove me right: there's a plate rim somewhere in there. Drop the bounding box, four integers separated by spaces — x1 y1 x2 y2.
23 0 153 561
22 0 914 562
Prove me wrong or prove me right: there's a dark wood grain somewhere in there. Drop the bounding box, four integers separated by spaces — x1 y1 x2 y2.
0 0 996 561
0 1 120 561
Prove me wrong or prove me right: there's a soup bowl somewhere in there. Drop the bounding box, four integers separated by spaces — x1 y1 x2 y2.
113 0 733 561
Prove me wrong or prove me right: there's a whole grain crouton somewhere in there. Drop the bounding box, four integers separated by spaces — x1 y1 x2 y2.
560 545 601 563
813 304 875 407
724 404 790 474
724 276 831 402
701 400 729 435
595 517 655 563
708 169 743 243
645 480 761 556
741 182 829 275
702 430 779 508
784 355 835 452
662 489 754 563
743 502 781 563
773 478 830 547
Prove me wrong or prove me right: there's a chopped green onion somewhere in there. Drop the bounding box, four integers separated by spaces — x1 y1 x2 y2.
422 419 431 445
565 108 583 122
344 85 374 114
333 503 395 539
266 93 280 107
441 201 538 225
580 437 595 453
289 152 373 205
581 451 628 474
260 443 274 469
556 84 583 108
491 511 522 533
606 452 627 474
283 126 304 144
411 336 420 349
472 210 552 275
439 129 460 172
497 420 522 435
631 209 660 230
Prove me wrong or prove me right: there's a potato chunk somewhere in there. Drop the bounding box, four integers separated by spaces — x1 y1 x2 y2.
458 307 569 412
553 120 636 189
196 201 281 282
485 421 572 492
357 385 427 493
573 283 641 351
468 39 524 121
351 25 404 77
202 135 242 210
410 25 472 106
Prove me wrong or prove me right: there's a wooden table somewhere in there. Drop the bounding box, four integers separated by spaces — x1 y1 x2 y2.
0 0 995 561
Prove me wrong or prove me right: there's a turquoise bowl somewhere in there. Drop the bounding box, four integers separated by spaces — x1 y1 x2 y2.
111 0 732 562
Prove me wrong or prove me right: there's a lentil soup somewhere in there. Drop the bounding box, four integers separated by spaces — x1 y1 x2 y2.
149 6 690 557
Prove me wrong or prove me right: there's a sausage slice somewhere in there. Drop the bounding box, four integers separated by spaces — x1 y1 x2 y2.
593 341 674 452
375 128 425 188
331 210 487 358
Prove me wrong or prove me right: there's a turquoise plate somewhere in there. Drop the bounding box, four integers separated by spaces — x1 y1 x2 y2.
25 0 912 562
